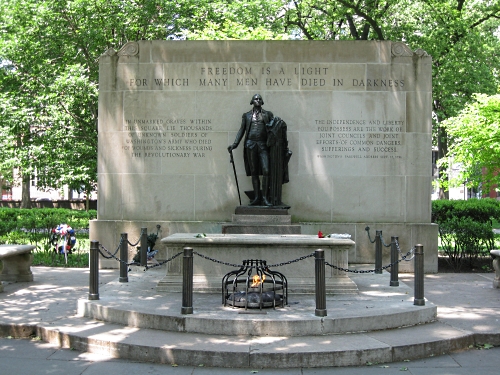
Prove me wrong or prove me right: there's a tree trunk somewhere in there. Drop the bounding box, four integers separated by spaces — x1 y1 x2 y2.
437 124 449 200
85 188 90 212
20 173 31 209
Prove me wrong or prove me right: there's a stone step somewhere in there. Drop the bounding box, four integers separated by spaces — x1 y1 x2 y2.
231 214 293 224
31 317 474 368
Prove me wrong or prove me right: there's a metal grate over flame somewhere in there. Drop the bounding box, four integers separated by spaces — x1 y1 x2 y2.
222 259 287 310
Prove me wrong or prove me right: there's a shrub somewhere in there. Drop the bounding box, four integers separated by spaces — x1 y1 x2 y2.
0 208 95 267
432 199 500 271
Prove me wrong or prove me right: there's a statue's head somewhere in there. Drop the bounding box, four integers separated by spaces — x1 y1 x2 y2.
250 94 264 106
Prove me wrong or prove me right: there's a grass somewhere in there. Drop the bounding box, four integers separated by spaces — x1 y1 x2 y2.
32 247 89 268
0 231 90 268
31 237 90 268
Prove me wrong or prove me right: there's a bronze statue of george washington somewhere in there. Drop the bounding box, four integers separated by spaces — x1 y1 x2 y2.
228 94 291 207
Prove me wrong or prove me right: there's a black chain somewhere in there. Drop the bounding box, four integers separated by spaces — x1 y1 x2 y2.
365 226 376 244
127 238 141 247
193 251 246 268
380 234 391 248
126 228 146 247
144 251 183 270
98 245 137 267
366 227 392 247
267 252 315 268
325 249 414 274
193 251 316 269
396 240 416 261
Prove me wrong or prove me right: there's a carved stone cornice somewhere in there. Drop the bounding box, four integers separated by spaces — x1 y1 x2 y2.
101 42 139 57
117 42 139 56
392 42 429 57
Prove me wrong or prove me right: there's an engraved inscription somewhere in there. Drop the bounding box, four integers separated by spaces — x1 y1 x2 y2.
314 119 404 160
122 119 214 159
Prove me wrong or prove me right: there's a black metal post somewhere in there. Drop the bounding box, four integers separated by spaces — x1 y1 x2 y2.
315 249 327 317
375 230 382 274
182 247 194 314
414 244 425 306
390 236 399 287
140 227 147 266
88 240 99 300
119 233 128 282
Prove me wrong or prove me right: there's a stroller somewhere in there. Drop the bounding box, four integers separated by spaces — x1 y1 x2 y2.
50 224 77 263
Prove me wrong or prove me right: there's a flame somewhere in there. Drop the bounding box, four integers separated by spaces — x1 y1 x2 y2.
251 274 266 287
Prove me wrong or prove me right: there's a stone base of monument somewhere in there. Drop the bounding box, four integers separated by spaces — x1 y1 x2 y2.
74 265 446 368
157 233 357 294
221 206 302 235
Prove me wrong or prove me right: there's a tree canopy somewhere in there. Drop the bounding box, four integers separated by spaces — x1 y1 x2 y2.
0 0 499 205
441 93 500 193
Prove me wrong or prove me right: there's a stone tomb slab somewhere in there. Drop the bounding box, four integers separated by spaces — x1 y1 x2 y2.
158 233 356 294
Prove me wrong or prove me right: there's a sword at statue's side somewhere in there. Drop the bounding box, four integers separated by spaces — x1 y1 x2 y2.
229 149 242 206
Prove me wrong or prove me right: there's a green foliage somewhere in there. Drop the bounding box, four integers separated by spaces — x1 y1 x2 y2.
0 208 94 267
1 0 499 203
32 246 89 268
440 94 500 192
0 207 95 247
432 199 500 271
0 208 96 234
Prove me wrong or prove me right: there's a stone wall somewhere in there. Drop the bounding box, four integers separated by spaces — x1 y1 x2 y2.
92 40 437 272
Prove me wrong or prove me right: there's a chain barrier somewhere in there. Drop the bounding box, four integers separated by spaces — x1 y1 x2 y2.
267 253 315 268
396 239 416 261
380 234 391 248
365 226 391 247
193 251 246 268
193 251 316 269
144 251 183 270
365 226 376 244
325 248 415 274
126 228 146 247
97 237 123 259
98 244 138 267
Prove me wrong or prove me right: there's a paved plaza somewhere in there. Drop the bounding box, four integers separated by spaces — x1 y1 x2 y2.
1 266 499 373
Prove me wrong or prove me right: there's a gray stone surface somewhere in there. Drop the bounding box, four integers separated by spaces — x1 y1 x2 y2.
0 244 36 283
0 267 500 371
92 40 437 272
158 233 352 293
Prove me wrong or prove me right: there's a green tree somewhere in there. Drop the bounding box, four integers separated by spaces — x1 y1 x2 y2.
441 93 500 193
0 0 205 208
278 1 500 198
1 0 499 206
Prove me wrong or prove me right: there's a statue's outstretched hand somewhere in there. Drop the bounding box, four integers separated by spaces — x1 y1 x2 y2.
227 144 236 153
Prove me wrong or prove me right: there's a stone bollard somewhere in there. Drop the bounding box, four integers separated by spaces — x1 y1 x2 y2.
390 236 399 287
181 247 194 314
414 244 425 306
140 227 148 266
375 230 382 274
315 249 327 317
119 233 128 282
89 241 99 300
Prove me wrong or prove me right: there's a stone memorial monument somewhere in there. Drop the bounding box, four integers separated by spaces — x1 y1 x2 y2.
91 40 437 272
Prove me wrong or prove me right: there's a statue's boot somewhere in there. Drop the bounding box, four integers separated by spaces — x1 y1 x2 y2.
249 177 261 206
261 176 273 207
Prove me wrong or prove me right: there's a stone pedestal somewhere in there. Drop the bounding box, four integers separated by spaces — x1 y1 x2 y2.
221 206 301 235
158 233 357 294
